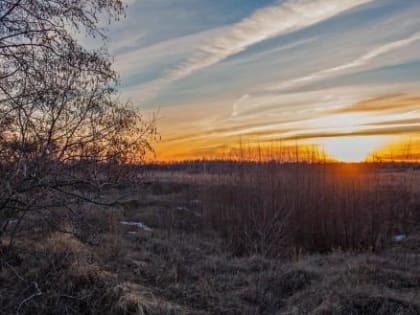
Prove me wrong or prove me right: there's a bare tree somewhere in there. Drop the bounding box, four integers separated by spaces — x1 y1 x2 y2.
0 0 156 244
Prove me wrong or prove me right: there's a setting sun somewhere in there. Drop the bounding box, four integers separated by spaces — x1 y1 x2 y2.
318 136 387 162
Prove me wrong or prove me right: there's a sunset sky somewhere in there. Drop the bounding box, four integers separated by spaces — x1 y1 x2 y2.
102 0 420 161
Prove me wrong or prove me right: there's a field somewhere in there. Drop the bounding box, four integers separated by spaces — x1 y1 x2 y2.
1 163 420 314
2 1 420 314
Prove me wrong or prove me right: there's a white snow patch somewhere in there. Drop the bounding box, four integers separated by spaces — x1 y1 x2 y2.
120 221 153 232
176 206 190 211
393 234 406 242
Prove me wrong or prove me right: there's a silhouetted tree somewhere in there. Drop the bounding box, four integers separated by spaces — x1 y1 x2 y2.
0 0 156 243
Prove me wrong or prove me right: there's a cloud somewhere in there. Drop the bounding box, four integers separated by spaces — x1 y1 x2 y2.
122 0 136 5
115 29 219 78
367 117 420 126
224 93 420 143
232 94 249 117
336 95 420 114
274 125 420 141
134 0 374 102
265 31 420 91
224 36 318 68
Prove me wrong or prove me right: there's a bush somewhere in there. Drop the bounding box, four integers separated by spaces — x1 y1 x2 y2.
202 163 418 256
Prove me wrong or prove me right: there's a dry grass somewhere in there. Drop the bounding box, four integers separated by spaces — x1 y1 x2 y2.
202 163 419 256
0 234 124 315
1 163 420 314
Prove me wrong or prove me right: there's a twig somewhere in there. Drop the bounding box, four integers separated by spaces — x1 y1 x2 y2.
3 261 25 282
16 282 42 315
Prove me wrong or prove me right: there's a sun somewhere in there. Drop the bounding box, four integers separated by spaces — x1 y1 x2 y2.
318 136 387 162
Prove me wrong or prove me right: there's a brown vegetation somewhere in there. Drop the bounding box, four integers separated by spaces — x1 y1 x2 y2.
0 0 156 247
1 164 420 314
202 163 419 256
1 1 420 315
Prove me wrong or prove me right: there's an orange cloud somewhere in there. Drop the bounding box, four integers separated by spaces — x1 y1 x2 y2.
152 94 420 162
335 94 420 114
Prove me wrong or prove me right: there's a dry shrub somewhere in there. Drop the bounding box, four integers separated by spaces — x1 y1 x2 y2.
0 233 134 315
72 205 123 252
202 163 418 256
330 295 419 315
267 270 318 298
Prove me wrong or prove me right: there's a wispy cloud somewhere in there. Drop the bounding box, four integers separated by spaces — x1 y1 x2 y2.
367 117 420 127
271 125 420 141
265 31 420 91
336 94 420 114
232 94 249 117
134 0 374 102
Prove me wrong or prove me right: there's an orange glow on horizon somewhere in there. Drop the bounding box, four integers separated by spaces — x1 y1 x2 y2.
317 136 388 162
149 135 420 163
148 92 420 164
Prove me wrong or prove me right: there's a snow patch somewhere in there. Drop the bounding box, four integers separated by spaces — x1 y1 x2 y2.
120 221 153 232
393 234 406 242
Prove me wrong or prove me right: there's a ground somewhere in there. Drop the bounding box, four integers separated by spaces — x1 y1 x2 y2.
1 166 420 314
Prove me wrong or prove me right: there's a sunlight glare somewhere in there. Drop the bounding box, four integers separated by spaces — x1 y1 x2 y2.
319 136 387 162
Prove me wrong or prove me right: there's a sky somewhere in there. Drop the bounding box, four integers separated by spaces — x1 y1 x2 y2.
104 0 420 161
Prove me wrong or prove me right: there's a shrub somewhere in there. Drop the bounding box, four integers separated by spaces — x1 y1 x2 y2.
202 163 417 256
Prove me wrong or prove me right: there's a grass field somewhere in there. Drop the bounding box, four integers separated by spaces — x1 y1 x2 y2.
1 163 420 314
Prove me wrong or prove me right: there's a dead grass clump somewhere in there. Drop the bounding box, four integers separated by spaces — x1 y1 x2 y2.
268 270 319 298
333 295 420 315
116 282 189 315
72 205 123 248
242 268 319 314
66 204 126 260
356 265 420 290
0 233 130 315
